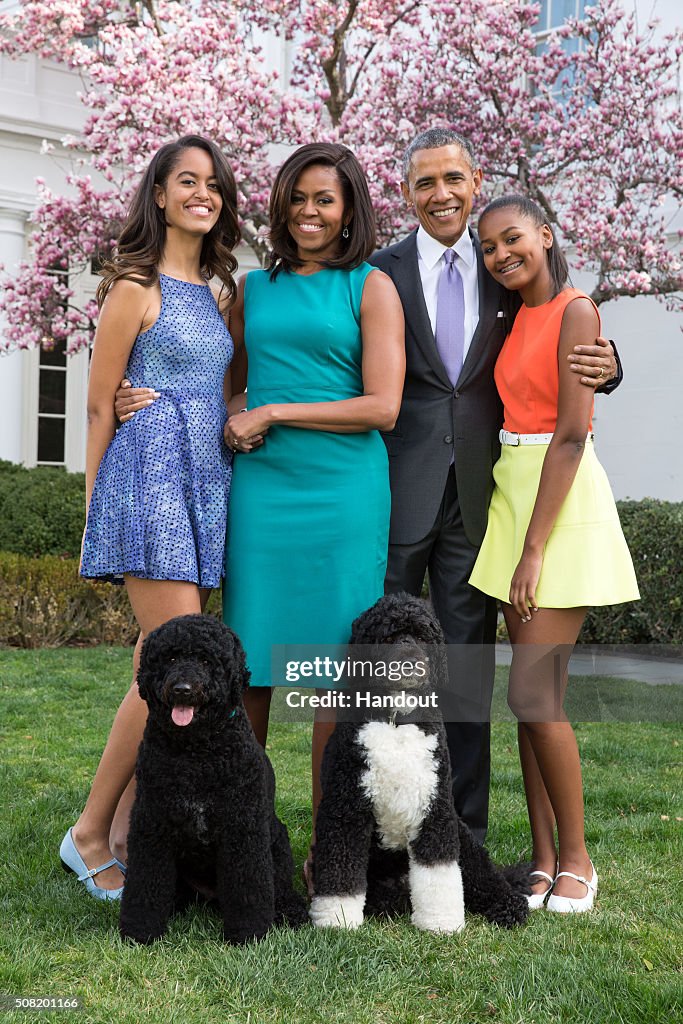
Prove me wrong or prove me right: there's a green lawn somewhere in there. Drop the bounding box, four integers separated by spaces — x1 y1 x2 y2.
0 647 681 1024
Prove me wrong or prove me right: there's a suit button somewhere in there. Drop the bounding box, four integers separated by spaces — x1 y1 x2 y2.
444 434 453 444
454 390 461 398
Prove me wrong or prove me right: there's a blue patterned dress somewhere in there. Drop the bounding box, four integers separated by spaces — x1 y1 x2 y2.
81 273 233 588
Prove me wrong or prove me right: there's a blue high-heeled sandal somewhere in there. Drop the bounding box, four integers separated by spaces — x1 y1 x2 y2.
59 828 124 901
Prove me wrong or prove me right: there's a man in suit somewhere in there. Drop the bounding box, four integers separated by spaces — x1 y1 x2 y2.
369 128 619 841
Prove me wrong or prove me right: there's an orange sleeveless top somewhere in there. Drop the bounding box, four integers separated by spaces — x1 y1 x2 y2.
494 287 600 434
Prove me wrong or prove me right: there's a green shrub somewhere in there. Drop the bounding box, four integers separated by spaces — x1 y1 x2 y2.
0 462 85 559
0 552 224 648
581 499 683 645
0 552 137 648
0 469 679 645
438 499 681 647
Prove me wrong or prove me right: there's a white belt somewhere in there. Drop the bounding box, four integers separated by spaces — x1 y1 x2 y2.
500 429 594 446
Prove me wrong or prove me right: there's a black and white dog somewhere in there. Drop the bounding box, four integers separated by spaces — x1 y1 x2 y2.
119 614 307 945
310 594 530 932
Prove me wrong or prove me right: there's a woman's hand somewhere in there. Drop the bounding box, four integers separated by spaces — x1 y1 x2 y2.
236 271 404 436
510 297 599 621
509 548 542 621
114 379 160 422
223 407 269 453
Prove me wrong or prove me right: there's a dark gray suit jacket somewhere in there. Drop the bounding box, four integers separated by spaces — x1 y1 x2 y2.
369 229 512 549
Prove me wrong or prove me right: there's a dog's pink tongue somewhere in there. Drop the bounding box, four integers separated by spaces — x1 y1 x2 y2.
172 706 195 727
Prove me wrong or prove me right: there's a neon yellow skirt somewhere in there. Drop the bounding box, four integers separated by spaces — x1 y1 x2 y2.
469 442 640 608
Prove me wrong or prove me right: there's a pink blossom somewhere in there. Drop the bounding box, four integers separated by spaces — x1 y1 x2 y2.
0 0 680 352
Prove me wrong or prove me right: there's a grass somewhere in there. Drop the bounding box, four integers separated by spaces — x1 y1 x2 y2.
0 647 681 1024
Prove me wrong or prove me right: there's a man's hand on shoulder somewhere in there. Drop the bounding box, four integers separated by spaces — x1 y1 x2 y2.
568 336 617 389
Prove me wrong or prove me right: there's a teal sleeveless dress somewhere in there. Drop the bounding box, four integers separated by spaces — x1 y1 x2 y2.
223 264 390 686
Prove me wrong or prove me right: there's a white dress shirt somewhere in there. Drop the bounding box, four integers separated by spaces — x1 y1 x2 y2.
416 225 480 362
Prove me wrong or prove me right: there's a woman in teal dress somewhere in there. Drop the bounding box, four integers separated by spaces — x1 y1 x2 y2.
223 144 405 878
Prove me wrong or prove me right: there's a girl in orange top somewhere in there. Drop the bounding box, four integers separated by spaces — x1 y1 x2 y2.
470 195 638 914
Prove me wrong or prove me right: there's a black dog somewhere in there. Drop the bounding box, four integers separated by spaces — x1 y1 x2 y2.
119 614 307 944
310 593 530 932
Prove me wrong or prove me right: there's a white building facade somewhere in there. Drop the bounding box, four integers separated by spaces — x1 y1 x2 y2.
0 0 680 498
0 49 92 470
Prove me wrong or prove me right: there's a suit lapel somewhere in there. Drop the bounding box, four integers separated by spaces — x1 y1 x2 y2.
456 234 501 389
389 231 453 388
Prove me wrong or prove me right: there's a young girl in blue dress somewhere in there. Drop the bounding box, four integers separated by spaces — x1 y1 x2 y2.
60 136 239 899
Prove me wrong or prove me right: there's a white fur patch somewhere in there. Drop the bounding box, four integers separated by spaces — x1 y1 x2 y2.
409 859 465 933
357 722 439 850
309 892 366 929
183 799 209 843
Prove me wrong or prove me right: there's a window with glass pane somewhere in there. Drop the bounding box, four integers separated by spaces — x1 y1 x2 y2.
38 416 66 465
37 267 68 465
534 0 585 97
38 366 66 415
537 0 584 32
37 340 67 464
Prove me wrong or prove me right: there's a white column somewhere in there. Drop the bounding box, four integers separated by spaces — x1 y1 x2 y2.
0 204 29 464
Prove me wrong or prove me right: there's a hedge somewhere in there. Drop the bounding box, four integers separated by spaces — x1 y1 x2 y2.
0 458 680 646
580 499 682 646
0 552 223 648
0 553 138 648
0 460 84 559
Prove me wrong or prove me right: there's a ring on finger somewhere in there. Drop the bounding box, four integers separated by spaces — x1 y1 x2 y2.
597 367 604 379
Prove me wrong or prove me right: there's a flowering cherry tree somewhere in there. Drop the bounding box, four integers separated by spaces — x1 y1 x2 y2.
0 0 680 353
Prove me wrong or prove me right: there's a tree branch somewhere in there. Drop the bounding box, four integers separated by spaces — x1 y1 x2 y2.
590 278 682 306
239 215 271 269
139 0 165 37
528 185 560 228
347 1 423 100
321 0 360 125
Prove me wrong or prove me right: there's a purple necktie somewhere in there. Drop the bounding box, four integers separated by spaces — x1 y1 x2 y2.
435 248 465 386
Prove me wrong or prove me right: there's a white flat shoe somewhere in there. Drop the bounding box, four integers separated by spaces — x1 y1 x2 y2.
527 869 555 910
546 863 597 914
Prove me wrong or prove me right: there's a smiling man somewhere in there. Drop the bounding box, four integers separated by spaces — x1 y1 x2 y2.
369 128 620 841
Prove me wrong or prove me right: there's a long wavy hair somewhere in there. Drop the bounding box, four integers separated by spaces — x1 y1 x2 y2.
267 143 376 279
96 135 240 308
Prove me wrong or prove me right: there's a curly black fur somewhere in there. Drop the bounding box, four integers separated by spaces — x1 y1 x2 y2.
312 593 531 930
119 614 307 945
350 592 446 648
